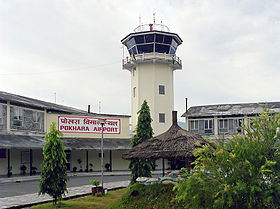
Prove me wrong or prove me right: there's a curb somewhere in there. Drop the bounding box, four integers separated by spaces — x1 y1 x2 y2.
5 186 127 209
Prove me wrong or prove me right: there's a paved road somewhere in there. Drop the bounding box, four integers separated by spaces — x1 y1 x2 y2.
0 174 161 198
0 175 129 198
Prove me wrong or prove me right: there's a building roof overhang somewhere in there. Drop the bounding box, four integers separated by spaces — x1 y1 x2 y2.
0 134 131 150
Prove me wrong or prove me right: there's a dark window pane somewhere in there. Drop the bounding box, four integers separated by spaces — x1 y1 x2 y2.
204 120 208 129
159 113 165 123
199 120 204 131
159 85 165 94
0 149 6 158
169 47 176 55
134 35 145 44
145 34 155 43
171 39 178 48
209 120 213 129
155 34 164 43
132 46 137 54
155 44 170 53
137 44 154 54
126 38 136 49
163 35 172 44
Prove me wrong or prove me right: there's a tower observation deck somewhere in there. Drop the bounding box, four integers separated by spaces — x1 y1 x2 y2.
121 22 183 136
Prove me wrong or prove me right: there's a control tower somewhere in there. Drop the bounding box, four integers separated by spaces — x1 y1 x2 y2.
121 22 182 136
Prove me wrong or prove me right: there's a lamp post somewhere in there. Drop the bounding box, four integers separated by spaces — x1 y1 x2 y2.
98 118 106 188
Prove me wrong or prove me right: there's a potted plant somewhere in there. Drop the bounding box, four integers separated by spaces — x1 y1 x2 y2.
105 163 111 172
89 163 93 172
20 164 27 175
90 180 103 196
31 166 37 175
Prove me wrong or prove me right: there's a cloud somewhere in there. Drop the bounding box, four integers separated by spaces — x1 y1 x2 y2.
1 0 280 120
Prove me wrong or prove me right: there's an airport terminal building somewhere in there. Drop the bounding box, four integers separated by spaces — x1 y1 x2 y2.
0 91 131 176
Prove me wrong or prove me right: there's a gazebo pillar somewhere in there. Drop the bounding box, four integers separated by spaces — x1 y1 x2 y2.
162 158 165 177
86 150 89 172
7 149 11 177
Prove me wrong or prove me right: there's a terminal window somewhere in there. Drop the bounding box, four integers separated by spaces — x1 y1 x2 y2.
159 85 165 95
159 113 165 123
0 149 6 158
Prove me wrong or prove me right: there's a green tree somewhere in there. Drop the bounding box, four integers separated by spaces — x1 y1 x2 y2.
39 122 69 205
129 100 154 184
174 110 280 209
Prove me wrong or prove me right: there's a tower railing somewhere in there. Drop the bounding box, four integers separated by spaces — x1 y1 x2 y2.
122 53 182 70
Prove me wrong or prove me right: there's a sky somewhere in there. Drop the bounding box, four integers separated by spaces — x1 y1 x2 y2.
1 0 280 121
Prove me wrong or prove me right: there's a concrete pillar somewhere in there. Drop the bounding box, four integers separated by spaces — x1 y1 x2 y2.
214 116 218 136
7 101 10 131
29 149 33 176
109 150 112 172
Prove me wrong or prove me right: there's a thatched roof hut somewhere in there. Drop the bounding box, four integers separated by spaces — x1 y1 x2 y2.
122 111 209 160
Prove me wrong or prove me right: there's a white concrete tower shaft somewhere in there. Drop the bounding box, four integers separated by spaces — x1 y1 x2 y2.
121 24 183 136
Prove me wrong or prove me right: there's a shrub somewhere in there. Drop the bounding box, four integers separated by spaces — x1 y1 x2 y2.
39 122 69 205
90 180 100 187
174 110 280 209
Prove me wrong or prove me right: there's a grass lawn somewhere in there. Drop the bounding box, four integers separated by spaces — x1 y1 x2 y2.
107 183 181 209
31 188 127 209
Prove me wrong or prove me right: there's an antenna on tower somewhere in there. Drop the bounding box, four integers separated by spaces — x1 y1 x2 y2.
98 101 101 113
153 12 156 25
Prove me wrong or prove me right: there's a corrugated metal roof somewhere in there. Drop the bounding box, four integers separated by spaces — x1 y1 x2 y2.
182 102 280 118
0 134 131 150
0 91 130 117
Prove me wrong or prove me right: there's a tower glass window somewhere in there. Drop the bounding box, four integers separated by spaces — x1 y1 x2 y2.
159 113 165 123
156 34 164 43
155 44 170 53
134 35 145 44
137 44 154 54
159 85 165 95
145 34 155 43
163 35 172 44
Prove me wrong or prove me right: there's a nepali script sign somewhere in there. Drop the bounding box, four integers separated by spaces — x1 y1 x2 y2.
58 116 121 134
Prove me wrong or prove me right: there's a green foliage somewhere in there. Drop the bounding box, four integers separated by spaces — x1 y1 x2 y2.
39 122 69 205
108 183 181 209
180 167 187 174
174 110 280 209
90 179 100 187
129 100 154 184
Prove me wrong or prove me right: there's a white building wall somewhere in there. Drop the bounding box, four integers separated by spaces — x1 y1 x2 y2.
132 62 174 136
112 150 129 171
